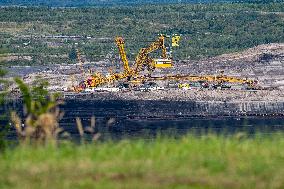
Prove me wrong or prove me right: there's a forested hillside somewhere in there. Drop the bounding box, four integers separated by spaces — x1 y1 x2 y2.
0 2 284 64
0 0 249 7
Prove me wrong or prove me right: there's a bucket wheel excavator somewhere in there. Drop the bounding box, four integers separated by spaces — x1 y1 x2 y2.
74 34 175 91
74 34 258 92
133 34 172 77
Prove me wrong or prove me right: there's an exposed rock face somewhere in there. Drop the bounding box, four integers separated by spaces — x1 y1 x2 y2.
62 88 284 117
6 96 284 118
61 99 284 117
192 101 284 116
137 100 284 117
64 88 284 102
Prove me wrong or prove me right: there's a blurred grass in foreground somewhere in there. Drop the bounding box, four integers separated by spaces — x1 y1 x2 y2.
0 133 284 189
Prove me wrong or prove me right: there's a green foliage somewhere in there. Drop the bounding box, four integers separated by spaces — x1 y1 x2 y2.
0 2 283 65
12 78 63 144
0 60 35 66
0 0 240 7
0 133 284 188
0 47 9 54
14 77 60 117
0 68 9 151
14 78 32 113
0 69 7 77
0 129 7 151
68 46 78 61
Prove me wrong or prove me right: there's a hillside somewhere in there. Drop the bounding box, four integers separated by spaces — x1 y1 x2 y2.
1 0 282 7
0 3 284 66
0 0 238 7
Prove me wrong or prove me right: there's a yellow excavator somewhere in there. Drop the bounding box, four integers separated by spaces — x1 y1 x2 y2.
133 34 173 76
74 34 258 92
144 74 257 88
74 34 176 91
115 37 132 76
115 34 176 78
74 37 129 91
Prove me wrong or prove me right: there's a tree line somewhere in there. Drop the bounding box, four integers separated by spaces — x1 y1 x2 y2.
0 2 283 64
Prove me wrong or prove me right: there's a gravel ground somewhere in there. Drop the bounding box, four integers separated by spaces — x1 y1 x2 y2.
63 88 284 102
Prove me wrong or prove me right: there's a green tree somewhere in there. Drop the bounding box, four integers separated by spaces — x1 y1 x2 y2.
0 68 9 151
68 46 77 62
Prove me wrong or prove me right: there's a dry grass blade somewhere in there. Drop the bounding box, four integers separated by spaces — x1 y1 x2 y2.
234 132 247 140
92 133 101 142
10 111 22 137
85 127 94 133
91 116 96 128
61 131 71 139
106 118 116 127
76 117 84 137
11 78 66 145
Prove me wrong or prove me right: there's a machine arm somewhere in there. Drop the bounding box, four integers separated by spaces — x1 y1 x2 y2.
142 35 167 58
133 35 167 75
115 37 131 75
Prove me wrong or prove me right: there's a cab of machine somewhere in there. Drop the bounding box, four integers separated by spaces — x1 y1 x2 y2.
154 58 173 68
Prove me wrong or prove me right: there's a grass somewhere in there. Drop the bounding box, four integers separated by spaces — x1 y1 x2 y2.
0 134 284 189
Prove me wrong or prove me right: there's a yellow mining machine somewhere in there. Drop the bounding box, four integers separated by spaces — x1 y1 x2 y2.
115 34 176 78
145 74 257 88
74 34 258 92
74 34 176 91
133 34 172 75
74 37 125 91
